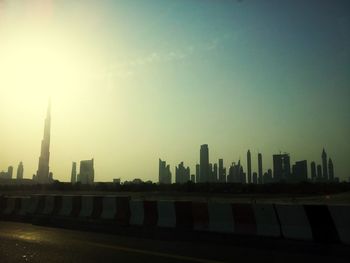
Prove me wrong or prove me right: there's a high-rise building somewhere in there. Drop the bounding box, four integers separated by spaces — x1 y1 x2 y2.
322 148 328 181
292 160 308 182
258 153 263 184
71 162 77 184
159 159 172 184
310 161 316 181
252 172 258 184
16 162 24 180
195 164 200 183
317 164 322 179
35 101 52 184
227 160 245 183
218 159 226 183
7 166 13 179
175 162 190 184
213 163 218 182
247 150 252 184
328 158 334 182
273 154 290 182
200 144 209 183
77 159 94 185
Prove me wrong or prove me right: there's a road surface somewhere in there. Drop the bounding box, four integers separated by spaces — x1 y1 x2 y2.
0 221 348 263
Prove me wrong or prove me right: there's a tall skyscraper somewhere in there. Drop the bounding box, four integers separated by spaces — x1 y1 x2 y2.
159 159 172 184
273 154 291 182
218 159 226 183
247 150 252 184
317 164 322 179
292 160 308 182
258 153 263 184
328 158 334 182
77 159 94 184
35 101 52 184
7 166 13 179
252 172 258 184
213 163 218 182
195 164 200 183
71 162 77 184
16 162 24 180
322 148 328 181
310 161 316 181
175 162 190 183
200 144 209 183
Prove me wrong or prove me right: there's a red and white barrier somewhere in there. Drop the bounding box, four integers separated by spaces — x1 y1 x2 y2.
328 205 350 245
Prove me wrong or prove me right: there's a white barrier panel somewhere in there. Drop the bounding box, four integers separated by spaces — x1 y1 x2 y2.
101 197 117 219
3 198 16 215
253 204 280 237
275 204 312 240
79 196 94 218
157 201 176 228
208 202 234 233
328 205 350 245
42 196 55 215
129 200 144 225
59 196 73 216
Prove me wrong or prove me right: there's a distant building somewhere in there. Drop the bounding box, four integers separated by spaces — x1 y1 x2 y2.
310 161 316 181
159 159 172 184
190 174 195 182
7 166 13 179
292 160 308 182
218 159 226 183
213 163 218 182
317 164 322 179
113 178 121 184
252 172 258 184
77 159 94 185
200 144 209 182
175 162 190 184
258 153 263 184
322 148 328 181
227 160 245 183
71 162 77 184
16 162 24 180
273 154 291 182
328 158 334 182
195 164 200 183
247 150 252 184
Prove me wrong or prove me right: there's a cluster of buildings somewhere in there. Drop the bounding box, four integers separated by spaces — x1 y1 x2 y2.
70 159 95 185
159 144 338 184
0 162 23 180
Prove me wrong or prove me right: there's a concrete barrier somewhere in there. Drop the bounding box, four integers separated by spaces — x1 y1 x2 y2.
253 204 281 237
143 201 158 227
79 196 94 218
157 201 176 228
130 200 144 226
192 202 209 231
208 202 234 233
101 196 117 219
328 205 350 245
232 203 257 235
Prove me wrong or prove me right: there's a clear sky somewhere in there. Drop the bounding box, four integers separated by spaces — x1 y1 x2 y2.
0 0 349 182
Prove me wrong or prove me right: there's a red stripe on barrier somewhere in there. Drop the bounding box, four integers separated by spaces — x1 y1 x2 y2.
192 202 209 230
143 201 158 226
116 197 130 226
91 196 103 219
175 201 193 229
232 203 257 235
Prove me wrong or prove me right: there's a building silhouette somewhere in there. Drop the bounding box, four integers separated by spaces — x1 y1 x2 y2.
16 162 24 180
273 154 291 182
34 101 53 184
175 162 190 183
213 163 218 182
218 159 226 183
247 150 252 184
77 159 94 185
200 144 209 183
328 158 334 182
0 166 13 179
195 164 200 183
252 172 258 184
292 160 308 182
322 148 328 181
258 153 263 184
159 159 172 184
71 162 77 184
227 160 245 183
317 164 323 179
310 161 316 181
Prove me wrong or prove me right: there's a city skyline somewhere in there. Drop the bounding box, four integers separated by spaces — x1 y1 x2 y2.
0 1 349 182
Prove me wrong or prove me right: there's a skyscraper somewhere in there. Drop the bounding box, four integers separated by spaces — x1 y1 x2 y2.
247 150 252 184
273 154 291 182
175 162 190 183
328 158 334 182
7 166 13 179
213 163 218 182
77 159 94 184
16 162 24 180
292 160 308 182
159 159 172 184
195 164 200 183
317 164 323 179
35 101 52 184
218 159 226 183
252 172 258 184
71 162 77 184
310 161 316 181
200 144 209 183
322 148 328 181
258 153 263 184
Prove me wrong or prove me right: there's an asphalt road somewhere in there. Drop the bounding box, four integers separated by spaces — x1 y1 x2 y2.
0 222 349 263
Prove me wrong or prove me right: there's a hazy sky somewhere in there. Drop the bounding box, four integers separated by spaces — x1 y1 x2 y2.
0 0 349 182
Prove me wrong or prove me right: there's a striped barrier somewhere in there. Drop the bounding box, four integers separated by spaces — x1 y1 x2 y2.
1 195 349 245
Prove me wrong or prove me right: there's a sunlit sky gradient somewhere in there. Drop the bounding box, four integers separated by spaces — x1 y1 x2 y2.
0 0 349 182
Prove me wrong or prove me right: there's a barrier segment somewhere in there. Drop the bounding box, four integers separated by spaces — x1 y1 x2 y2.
328 205 350 245
232 203 257 235
101 197 117 219
253 204 281 237
208 202 234 233
130 200 144 225
157 201 176 228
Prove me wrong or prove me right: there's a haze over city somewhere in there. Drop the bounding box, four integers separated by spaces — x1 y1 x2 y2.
0 0 349 182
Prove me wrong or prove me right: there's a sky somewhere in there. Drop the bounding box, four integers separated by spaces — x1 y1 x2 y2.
0 0 349 182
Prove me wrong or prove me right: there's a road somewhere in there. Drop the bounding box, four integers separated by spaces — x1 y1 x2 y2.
0 221 349 263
